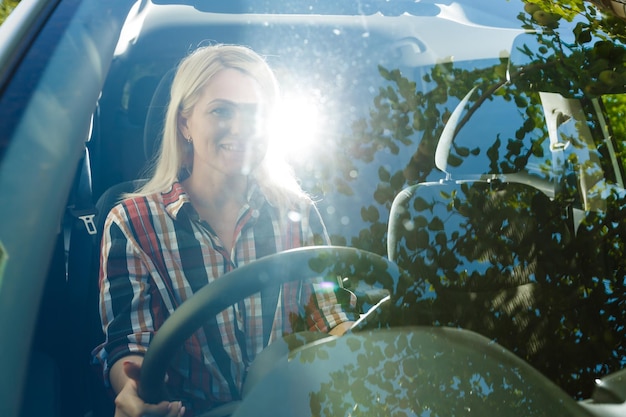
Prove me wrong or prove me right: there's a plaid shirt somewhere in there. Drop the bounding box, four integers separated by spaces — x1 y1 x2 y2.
93 182 357 412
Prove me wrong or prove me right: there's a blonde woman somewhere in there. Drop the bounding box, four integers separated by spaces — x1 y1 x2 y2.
93 44 356 417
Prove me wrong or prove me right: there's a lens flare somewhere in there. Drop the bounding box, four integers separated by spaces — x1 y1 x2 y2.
268 94 321 162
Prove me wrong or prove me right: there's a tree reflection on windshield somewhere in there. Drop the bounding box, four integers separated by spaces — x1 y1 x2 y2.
306 330 552 417
387 180 626 399
237 328 586 416
297 0 626 401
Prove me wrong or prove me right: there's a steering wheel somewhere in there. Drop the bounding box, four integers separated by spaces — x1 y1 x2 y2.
138 245 408 405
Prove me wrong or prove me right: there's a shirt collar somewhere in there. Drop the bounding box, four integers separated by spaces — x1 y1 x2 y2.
159 181 186 219
161 180 266 221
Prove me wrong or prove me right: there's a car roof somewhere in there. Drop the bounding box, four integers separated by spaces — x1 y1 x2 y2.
121 1 524 64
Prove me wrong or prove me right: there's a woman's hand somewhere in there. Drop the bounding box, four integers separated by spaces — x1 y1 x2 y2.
113 360 185 417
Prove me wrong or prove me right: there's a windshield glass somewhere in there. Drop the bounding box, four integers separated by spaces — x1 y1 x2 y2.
90 0 626 414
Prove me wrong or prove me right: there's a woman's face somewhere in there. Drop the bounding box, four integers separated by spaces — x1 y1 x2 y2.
180 68 269 179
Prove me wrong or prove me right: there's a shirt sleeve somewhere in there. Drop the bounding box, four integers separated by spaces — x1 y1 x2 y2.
92 204 159 386
302 282 359 332
300 203 359 332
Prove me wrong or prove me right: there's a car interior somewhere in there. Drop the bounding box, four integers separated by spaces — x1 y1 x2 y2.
3 1 626 417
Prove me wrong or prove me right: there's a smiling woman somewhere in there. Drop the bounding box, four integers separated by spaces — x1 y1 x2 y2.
93 43 358 417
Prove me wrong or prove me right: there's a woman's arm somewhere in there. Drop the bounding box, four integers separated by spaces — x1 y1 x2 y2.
110 355 185 417
301 203 359 334
95 205 183 417
328 321 354 336
110 354 144 395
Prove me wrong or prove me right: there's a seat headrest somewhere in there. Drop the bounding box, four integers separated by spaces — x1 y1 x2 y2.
143 69 176 162
127 76 159 126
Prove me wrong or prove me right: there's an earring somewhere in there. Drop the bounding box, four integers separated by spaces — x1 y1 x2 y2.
186 135 192 143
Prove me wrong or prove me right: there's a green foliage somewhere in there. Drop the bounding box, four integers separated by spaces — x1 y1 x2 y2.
320 0 626 253
513 1 626 97
0 0 20 25
389 180 626 399
603 94 626 168
311 0 626 400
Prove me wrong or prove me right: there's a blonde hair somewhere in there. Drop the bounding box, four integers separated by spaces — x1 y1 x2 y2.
131 44 310 210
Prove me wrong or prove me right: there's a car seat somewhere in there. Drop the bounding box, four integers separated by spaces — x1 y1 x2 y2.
65 176 147 417
64 69 174 417
386 177 625 399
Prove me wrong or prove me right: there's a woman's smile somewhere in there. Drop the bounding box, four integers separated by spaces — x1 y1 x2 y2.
219 142 246 152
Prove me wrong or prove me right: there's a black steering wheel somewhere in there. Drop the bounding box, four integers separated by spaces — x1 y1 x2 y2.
138 246 408 405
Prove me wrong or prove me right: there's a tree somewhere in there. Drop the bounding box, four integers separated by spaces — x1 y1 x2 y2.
0 0 20 25
297 0 626 400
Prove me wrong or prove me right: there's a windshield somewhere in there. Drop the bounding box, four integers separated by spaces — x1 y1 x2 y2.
5 1 626 417
85 0 626 415
13 0 626 416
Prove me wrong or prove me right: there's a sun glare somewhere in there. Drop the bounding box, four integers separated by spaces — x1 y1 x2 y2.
268 94 322 162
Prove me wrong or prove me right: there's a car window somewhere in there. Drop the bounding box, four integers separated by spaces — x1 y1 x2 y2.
3 1 626 417
86 2 626 400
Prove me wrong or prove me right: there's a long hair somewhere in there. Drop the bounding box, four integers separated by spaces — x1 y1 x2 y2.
130 44 310 211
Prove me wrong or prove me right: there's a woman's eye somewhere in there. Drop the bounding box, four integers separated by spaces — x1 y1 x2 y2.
211 106 235 119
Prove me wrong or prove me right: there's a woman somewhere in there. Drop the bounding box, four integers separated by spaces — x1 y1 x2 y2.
93 44 356 417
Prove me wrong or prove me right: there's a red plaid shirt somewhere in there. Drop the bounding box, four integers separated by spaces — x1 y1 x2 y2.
93 182 357 412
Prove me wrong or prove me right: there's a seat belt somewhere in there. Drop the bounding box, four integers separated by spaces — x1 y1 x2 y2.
63 145 100 417
68 147 98 237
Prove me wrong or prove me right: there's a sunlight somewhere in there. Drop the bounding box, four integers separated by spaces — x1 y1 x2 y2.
268 93 322 162
114 2 148 56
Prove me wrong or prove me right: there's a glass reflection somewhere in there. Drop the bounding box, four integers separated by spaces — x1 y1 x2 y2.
233 328 587 417
388 179 626 398
278 0 626 400
115 0 626 412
